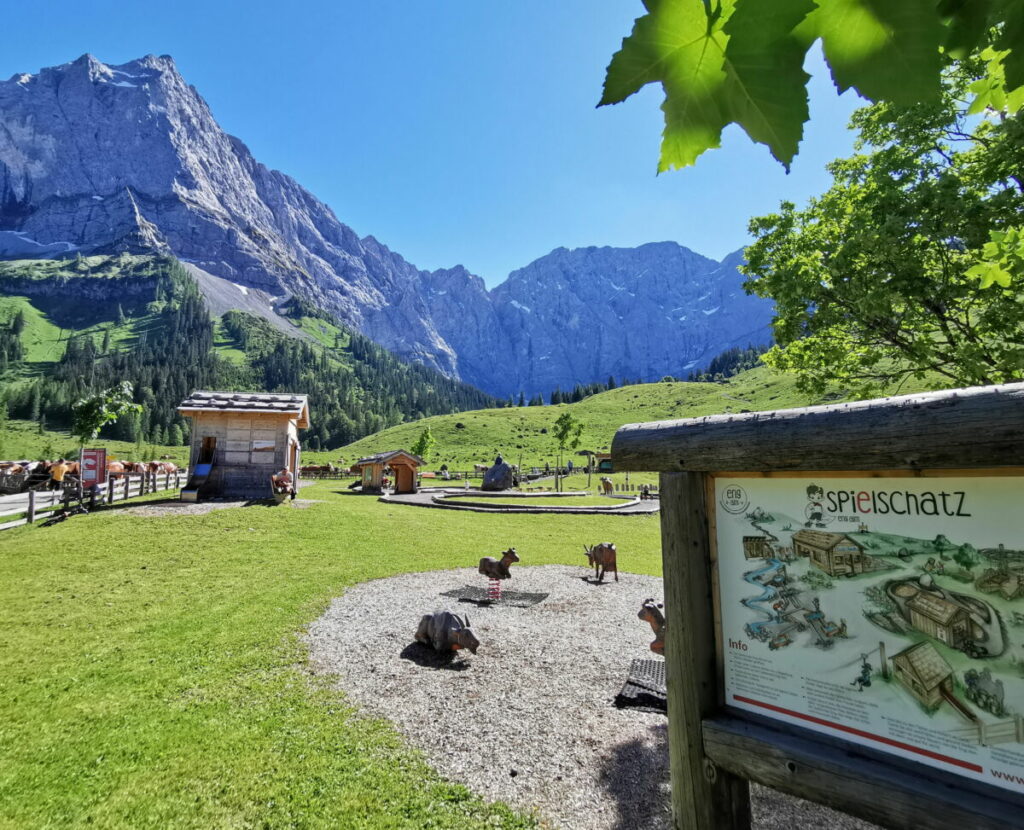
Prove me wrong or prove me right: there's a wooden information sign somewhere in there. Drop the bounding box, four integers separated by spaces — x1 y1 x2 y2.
613 383 1024 830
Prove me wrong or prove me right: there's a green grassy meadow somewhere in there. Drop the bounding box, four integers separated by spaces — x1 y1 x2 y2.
0 480 661 827
310 367 821 469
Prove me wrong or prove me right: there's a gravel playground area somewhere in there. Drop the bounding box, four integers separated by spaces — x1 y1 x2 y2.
307 566 876 830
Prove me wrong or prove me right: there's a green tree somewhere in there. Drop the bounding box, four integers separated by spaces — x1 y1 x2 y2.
169 423 183 447
742 57 1024 395
0 400 7 457
953 543 977 570
411 426 436 463
12 309 26 335
71 381 143 451
552 411 584 491
601 1 1023 171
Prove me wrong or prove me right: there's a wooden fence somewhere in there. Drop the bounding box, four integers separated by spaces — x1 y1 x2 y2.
0 469 187 532
947 713 1024 746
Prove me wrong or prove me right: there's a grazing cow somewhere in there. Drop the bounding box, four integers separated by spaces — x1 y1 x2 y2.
107 461 127 477
415 611 480 654
599 477 614 496
478 547 520 580
583 542 618 582
638 598 666 655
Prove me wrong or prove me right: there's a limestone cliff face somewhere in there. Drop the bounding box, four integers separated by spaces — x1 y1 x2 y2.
0 54 773 397
0 54 457 374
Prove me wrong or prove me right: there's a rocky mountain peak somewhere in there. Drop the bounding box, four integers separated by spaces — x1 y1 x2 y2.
0 53 773 398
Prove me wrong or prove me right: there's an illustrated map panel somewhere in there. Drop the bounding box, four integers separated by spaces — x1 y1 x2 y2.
715 475 1024 794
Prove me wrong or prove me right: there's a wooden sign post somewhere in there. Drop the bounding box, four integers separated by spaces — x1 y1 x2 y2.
613 383 1024 830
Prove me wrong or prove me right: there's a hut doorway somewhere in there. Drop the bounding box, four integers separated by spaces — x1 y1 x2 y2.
395 465 415 493
200 436 217 463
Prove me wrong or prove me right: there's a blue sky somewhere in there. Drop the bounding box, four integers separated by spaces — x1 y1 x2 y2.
2 1 862 286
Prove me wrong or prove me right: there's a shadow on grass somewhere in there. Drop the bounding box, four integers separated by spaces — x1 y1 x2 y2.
597 722 671 830
399 642 472 671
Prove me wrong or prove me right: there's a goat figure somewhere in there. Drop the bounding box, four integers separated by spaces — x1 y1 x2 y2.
415 611 480 654
478 547 520 580
583 542 618 582
638 598 666 655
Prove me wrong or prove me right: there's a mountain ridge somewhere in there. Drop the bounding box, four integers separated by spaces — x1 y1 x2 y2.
0 53 774 397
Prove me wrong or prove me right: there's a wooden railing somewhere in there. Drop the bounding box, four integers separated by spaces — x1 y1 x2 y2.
0 469 187 532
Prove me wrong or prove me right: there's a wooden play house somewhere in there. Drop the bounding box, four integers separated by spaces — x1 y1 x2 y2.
792 529 872 577
892 642 955 711
177 391 310 500
354 450 423 495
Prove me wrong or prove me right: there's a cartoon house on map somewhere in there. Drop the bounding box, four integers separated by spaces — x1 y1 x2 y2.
792 530 872 577
906 591 972 648
891 641 955 711
743 536 773 560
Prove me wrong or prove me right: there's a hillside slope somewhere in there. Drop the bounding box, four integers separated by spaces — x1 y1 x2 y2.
0 255 498 449
325 367 944 470
317 369 806 469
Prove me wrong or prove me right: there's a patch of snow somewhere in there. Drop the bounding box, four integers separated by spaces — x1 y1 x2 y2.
510 300 531 313
232 283 249 296
0 231 78 255
683 360 699 369
609 282 624 291
677 316 687 322
702 306 720 316
92 195 103 201
111 81 138 88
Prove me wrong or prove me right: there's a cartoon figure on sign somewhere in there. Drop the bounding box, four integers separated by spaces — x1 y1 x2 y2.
851 655 872 692
803 484 833 528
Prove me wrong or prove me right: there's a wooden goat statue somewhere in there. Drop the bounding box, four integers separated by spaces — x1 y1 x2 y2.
583 542 618 582
478 547 520 580
638 598 665 655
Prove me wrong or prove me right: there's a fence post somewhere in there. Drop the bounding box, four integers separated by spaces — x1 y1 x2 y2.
27 490 36 523
124 477 130 502
107 475 115 505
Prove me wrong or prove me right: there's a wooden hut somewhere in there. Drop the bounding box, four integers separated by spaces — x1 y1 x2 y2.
792 529 872 577
177 391 309 500
354 450 423 495
891 642 954 711
905 591 971 648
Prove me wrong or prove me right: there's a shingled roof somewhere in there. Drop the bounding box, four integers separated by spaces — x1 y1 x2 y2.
177 391 310 428
792 530 861 551
907 591 967 625
893 641 953 691
355 450 424 466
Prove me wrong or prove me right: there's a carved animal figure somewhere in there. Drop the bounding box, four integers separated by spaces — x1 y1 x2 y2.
600 477 613 496
639 598 666 655
583 542 618 582
478 547 520 579
415 611 480 654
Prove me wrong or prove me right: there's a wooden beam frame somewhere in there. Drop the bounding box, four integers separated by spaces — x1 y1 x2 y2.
659 472 751 829
614 382 1024 473
703 714 1021 830
612 383 1024 829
